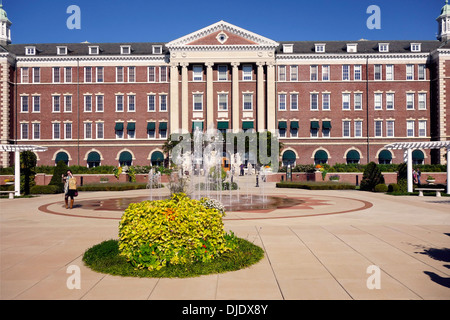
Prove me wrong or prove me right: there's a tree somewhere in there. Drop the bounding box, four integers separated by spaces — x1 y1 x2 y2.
49 160 68 193
360 162 385 192
20 151 37 195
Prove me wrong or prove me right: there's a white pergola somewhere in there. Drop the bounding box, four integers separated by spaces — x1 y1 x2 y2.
0 145 48 196
384 141 450 194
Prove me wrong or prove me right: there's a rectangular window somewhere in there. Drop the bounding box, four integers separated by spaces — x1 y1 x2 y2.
342 65 350 81
193 65 203 81
322 65 329 81
116 124 124 139
160 66 167 82
32 123 40 140
148 66 156 82
96 95 104 112
386 65 394 81
374 65 382 80
310 65 318 81
242 65 252 81
374 120 383 137
290 94 298 110
354 65 362 81
53 123 60 140
278 66 286 81
116 67 124 82
218 93 228 111
160 95 167 111
386 120 395 137
418 93 427 110
85 67 92 83
218 65 228 81
128 67 136 82
418 64 426 80
386 93 394 110
116 95 124 112
342 121 351 137
64 95 72 112
33 96 40 112
21 123 29 140
65 67 72 83
290 66 298 81
53 96 60 112
84 95 92 112
21 96 29 112
278 94 287 110
96 67 104 83
407 120 415 137
310 93 318 110
128 95 135 112
355 121 363 138
406 64 414 80
159 125 167 139
418 120 426 137
64 123 72 140
354 93 362 110
21 67 29 83
193 94 203 111
127 123 135 139
342 93 350 110
53 67 60 83
243 93 253 110
96 122 104 139
148 95 156 111
406 93 415 110
374 93 382 110
321 93 329 110
33 67 40 83
85 122 92 139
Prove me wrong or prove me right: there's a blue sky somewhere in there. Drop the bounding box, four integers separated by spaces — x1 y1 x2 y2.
2 0 444 44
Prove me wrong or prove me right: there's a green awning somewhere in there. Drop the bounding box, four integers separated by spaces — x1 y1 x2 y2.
290 121 299 129
278 121 287 129
310 121 320 129
192 121 204 131
119 151 132 162
346 150 360 161
151 151 164 162
55 152 69 162
115 122 124 131
87 152 100 162
322 121 332 129
314 150 328 161
159 122 167 130
147 122 156 130
412 150 424 160
282 150 296 161
378 150 392 161
242 121 254 130
127 122 135 131
217 121 229 130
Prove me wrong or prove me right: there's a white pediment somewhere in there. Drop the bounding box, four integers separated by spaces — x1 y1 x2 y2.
166 20 279 49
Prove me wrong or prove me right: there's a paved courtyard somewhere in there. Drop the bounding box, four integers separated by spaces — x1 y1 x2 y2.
1 182 449 300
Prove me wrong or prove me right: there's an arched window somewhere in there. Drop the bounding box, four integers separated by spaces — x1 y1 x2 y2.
282 150 296 167
378 150 392 165
55 152 69 166
151 151 164 167
87 151 101 168
412 150 424 165
119 151 133 167
346 150 360 164
314 150 328 165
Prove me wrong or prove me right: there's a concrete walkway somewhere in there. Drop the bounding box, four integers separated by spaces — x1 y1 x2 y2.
1 185 450 300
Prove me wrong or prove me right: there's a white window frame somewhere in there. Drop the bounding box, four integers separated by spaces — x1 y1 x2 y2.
127 123 136 139
411 43 421 52
32 123 40 140
84 95 92 112
116 66 124 83
354 121 363 138
278 93 287 111
64 95 72 112
406 120 415 137
32 67 40 83
52 95 61 113
242 65 253 81
160 66 168 82
418 64 426 80
21 67 29 84
374 93 382 110
52 122 61 140
32 95 40 113
354 65 362 81
53 67 60 83
310 93 319 110
152 45 162 54
218 65 228 81
57 46 67 55
96 95 104 112
386 64 394 81
96 67 104 83
96 122 104 139
406 64 414 80
116 95 124 112
310 65 318 81
120 45 131 55
354 93 363 110
290 93 298 110
386 93 395 110
322 65 329 81
342 93 350 110
406 93 415 110
386 120 395 137
84 67 92 83
21 123 29 140
127 95 136 112
64 67 72 83
128 66 136 83
243 93 253 111
278 65 286 82
64 122 72 140
21 96 29 113
418 93 427 110
218 93 228 111
84 122 93 140
374 120 383 137
148 66 156 82
342 121 351 138
148 94 156 112
193 65 203 81
193 93 203 111
379 43 389 52
342 65 350 81
418 120 427 137
89 46 99 55
374 65 382 81
290 66 298 82
25 46 36 56
159 94 167 112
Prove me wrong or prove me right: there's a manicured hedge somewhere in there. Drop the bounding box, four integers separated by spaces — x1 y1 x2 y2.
276 181 356 190
77 182 148 192
30 185 60 194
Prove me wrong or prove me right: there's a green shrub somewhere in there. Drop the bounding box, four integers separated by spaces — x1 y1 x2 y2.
118 193 237 271
388 183 400 193
30 185 60 194
374 184 388 193
49 160 68 192
77 182 147 192
360 162 385 192
276 181 356 190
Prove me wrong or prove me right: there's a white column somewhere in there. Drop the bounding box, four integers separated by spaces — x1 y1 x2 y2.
14 151 20 196
231 62 240 133
447 148 450 194
169 63 179 134
257 62 265 132
181 63 189 133
407 148 413 193
206 62 214 130
266 61 276 133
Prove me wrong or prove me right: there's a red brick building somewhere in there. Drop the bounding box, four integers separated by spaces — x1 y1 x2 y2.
1 2 449 169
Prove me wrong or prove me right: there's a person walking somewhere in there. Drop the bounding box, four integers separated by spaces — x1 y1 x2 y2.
417 169 422 185
63 170 77 209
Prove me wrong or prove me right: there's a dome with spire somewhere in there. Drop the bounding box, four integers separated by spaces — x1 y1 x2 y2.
440 0 450 16
0 3 11 23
